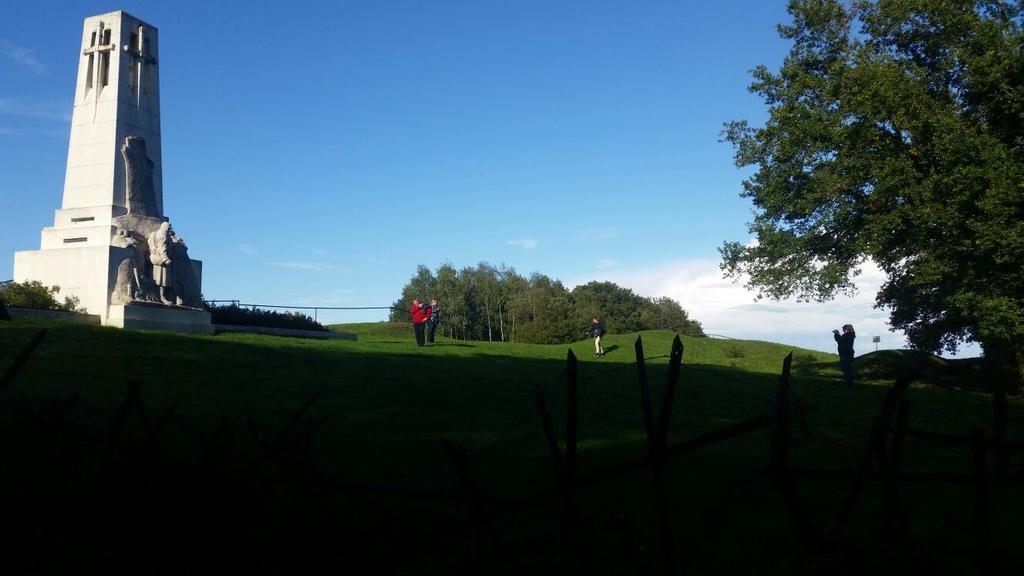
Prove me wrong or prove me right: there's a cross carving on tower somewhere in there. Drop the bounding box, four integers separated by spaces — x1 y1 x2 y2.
82 21 115 97
124 25 157 107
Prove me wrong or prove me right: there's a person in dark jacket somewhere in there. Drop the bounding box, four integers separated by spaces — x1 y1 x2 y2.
426 298 440 344
833 324 856 385
410 298 431 347
591 317 605 357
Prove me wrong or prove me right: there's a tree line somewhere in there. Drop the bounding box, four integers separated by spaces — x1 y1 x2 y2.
389 263 703 344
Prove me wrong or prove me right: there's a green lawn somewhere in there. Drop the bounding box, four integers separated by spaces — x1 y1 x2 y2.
0 319 1019 573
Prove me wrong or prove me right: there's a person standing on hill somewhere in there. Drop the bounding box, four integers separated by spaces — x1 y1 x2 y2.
426 298 440 344
591 316 605 357
410 298 431 347
833 324 856 386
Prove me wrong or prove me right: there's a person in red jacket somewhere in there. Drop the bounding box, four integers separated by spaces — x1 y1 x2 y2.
410 298 432 347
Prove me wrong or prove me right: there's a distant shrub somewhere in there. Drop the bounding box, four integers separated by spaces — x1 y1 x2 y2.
724 345 746 359
208 304 326 332
0 280 83 312
795 353 819 366
793 352 821 374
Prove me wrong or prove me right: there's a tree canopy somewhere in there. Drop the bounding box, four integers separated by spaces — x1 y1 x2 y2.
721 0 1024 379
390 263 704 344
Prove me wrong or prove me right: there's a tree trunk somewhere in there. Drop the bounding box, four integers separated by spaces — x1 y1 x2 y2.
484 300 492 342
985 340 1023 394
1015 346 1024 395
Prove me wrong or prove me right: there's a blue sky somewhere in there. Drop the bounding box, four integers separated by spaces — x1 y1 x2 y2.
0 1 980 356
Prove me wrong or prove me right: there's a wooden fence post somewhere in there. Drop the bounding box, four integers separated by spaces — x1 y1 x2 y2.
992 380 1009 483
566 348 577 494
0 329 46 393
272 389 322 450
971 428 992 575
107 380 143 460
442 438 500 560
534 383 563 475
770 353 791 496
882 399 909 541
531 350 584 568
103 382 175 467
616 512 639 569
200 416 233 470
652 335 683 575
771 352 822 553
563 349 580 565
38 390 81 429
654 336 683 453
837 374 913 529
532 350 581 561
635 336 654 451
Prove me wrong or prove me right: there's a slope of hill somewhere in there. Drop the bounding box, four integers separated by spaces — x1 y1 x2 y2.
0 319 1017 574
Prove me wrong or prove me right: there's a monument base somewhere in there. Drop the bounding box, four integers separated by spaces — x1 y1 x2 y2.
14 245 119 323
107 303 214 335
14 245 204 326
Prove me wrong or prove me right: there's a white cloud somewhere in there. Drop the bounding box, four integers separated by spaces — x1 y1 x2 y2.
270 261 339 272
507 238 539 250
593 259 981 358
311 248 330 256
239 243 256 255
596 258 619 269
572 226 619 241
2 41 47 75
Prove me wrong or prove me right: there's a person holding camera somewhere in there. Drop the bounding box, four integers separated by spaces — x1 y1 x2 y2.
833 324 856 386
426 298 440 344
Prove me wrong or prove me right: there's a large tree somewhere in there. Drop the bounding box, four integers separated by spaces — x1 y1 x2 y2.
641 296 704 337
572 281 649 334
721 0 1024 381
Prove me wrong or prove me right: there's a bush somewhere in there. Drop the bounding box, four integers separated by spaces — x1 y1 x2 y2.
724 345 746 359
0 280 83 312
208 304 326 331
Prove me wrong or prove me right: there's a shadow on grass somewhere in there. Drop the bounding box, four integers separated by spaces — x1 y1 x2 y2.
0 320 1016 574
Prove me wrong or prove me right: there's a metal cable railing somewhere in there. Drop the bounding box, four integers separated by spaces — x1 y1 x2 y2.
203 299 722 337
204 300 398 323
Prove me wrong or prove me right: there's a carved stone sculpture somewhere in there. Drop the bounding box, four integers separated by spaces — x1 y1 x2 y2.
111 257 140 304
147 221 174 304
109 217 203 309
111 230 140 304
170 232 202 308
121 135 159 217
111 227 161 305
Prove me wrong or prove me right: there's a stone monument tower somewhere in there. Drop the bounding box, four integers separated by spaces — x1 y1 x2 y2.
13 11 212 333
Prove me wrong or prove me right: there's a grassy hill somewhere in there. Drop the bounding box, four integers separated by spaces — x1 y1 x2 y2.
0 319 1019 574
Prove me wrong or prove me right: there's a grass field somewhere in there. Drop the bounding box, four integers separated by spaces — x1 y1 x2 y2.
0 318 1020 574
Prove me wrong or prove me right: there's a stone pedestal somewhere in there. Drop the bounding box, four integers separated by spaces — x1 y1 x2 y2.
14 243 203 326
108 304 214 334
14 243 118 320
